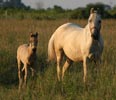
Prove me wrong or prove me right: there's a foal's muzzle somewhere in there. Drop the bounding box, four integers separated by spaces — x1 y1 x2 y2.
32 48 37 52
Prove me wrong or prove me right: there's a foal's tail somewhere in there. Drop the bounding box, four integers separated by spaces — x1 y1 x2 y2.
47 34 56 62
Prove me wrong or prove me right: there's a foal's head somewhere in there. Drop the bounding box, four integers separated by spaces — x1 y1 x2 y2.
88 8 101 40
29 32 38 52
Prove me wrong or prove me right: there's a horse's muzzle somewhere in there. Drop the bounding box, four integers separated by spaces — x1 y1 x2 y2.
92 32 100 40
91 27 99 40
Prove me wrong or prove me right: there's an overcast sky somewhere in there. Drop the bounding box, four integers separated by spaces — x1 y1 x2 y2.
22 0 116 9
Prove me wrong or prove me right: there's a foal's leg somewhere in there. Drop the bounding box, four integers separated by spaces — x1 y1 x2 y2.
17 59 23 91
31 61 37 77
62 58 72 81
83 57 87 83
22 66 25 72
30 67 35 77
23 63 28 87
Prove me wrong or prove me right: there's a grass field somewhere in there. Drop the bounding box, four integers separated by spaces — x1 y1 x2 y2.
0 19 116 100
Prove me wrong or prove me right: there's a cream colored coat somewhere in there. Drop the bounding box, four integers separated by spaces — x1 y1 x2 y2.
48 8 104 82
17 32 38 91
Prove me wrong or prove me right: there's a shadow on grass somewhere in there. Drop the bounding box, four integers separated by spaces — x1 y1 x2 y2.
0 65 18 88
0 52 49 88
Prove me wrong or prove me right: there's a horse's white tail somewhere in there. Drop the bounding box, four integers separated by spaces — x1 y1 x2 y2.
48 34 56 61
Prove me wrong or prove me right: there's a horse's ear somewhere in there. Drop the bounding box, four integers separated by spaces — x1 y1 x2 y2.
90 8 94 14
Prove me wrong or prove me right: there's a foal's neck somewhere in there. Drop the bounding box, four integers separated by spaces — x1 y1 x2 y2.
28 46 36 56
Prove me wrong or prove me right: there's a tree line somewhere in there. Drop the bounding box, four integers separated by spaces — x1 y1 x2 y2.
0 2 115 19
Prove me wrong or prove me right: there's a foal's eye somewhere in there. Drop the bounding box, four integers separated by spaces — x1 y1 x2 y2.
98 20 101 24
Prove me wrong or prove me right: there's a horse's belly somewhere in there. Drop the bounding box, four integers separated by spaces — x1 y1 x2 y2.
63 46 83 62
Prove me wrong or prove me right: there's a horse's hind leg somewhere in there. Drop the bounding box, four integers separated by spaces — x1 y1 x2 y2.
17 59 23 91
62 58 72 81
56 50 63 81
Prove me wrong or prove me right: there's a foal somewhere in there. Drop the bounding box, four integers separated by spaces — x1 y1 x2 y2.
17 32 38 90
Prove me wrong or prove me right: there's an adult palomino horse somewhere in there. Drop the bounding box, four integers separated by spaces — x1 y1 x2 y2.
17 32 38 90
48 8 104 82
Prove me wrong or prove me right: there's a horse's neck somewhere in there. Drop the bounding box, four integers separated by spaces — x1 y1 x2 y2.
85 24 101 43
84 24 93 42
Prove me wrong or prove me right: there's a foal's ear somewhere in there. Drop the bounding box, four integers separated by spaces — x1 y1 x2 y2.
90 8 94 14
30 32 33 37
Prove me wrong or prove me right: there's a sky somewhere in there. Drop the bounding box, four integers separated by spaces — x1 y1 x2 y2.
22 0 116 9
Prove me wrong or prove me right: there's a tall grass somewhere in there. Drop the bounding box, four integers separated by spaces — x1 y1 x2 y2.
0 19 116 100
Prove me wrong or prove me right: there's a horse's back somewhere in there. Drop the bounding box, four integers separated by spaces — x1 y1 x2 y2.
54 23 84 41
53 23 84 61
55 23 83 34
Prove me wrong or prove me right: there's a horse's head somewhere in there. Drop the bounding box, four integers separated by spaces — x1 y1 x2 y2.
88 8 101 40
29 32 38 52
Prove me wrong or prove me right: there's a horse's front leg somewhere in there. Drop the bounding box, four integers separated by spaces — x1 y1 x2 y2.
94 55 102 74
83 57 87 83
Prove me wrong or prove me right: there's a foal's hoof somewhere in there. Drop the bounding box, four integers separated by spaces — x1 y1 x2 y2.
18 88 21 93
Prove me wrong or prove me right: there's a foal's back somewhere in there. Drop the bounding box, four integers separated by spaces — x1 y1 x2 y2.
17 44 29 64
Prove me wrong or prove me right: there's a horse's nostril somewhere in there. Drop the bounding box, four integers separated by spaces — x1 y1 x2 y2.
91 33 99 40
